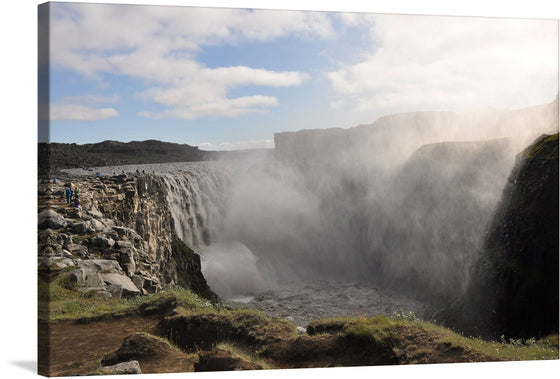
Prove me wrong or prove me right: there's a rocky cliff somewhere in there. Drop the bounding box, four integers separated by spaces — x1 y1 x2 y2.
436 133 559 339
38 172 218 304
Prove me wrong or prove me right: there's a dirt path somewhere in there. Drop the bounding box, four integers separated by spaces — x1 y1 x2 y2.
39 316 194 376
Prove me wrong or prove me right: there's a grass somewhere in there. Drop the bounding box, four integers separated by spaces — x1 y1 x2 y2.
170 304 298 343
308 314 559 362
38 275 214 322
39 275 558 363
216 342 277 369
523 133 559 160
420 321 559 361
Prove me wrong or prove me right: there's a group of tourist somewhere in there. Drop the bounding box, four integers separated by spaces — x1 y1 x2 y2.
65 186 80 208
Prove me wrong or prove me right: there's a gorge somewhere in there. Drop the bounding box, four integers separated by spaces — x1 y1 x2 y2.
40 96 559 341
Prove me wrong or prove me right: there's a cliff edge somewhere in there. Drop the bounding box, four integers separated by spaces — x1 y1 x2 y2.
437 133 559 339
38 172 218 308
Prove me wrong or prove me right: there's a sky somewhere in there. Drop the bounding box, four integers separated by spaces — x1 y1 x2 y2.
40 1 558 150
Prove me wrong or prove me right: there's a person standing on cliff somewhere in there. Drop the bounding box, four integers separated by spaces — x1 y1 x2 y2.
65 187 72 204
74 187 80 199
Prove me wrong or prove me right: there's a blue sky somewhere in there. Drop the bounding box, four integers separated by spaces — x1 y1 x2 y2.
42 1 558 149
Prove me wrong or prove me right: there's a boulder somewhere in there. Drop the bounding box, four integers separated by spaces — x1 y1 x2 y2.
61 249 73 259
66 244 88 257
71 221 91 234
38 210 67 230
112 174 129 184
90 219 106 232
38 257 75 271
69 268 104 288
119 247 137 277
102 273 141 298
106 284 123 299
97 360 142 375
67 207 83 219
80 259 123 274
87 208 104 219
131 275 145 292
113 226 138 239
91 235 115 249
142 276 161 293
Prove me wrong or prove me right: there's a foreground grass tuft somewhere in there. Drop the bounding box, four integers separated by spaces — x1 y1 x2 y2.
308 314 559 362
38 276 215 322
39 276 558 363
216 342 277 369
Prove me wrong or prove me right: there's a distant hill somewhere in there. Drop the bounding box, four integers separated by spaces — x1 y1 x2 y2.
38 139 271 177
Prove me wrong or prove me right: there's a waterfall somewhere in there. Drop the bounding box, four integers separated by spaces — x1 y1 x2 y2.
161 161 271 298
161 163 231 249
159 139 519 302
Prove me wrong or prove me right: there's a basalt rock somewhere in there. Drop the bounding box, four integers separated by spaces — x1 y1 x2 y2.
96 360 142 375
38 173 218 302
437 133 559 339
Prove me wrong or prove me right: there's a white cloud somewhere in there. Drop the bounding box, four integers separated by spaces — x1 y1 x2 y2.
329 15 558 112
48 92 120 121
49 3 329 120
196 142 214 149
61 94 120 104
50 104 119 121
141 95 279 120
136 66 306 118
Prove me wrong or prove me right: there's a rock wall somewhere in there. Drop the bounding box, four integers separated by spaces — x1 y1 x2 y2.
38 173 217 302
436 133 559 339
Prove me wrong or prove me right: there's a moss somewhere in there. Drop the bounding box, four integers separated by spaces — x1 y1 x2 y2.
522 133 559 160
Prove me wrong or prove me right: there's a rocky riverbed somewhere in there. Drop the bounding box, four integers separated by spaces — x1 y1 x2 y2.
226 281 429 328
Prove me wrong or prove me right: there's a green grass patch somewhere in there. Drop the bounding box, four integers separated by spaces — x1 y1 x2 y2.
307 315 558 362
38 277 559 364
523 133 559 160
216 342 277 369
425 322 559 361
39 275 215 322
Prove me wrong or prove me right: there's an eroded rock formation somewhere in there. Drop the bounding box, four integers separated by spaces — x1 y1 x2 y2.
38 173 217 302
